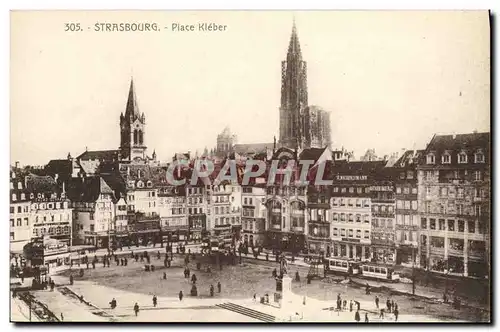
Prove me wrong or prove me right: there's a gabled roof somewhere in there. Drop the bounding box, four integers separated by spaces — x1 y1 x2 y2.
77 150 120 161
67 176 115 202
233 143 273 155
425 132 490 153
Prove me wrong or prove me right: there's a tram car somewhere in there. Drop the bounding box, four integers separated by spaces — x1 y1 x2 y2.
324 257 361 276
360 263 400 282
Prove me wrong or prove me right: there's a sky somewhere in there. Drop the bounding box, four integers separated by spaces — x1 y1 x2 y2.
10 10 490 166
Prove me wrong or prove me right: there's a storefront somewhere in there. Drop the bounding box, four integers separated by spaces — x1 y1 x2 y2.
264 231 305 253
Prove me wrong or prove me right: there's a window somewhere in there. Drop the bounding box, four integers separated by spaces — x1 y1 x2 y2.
357 187 362 194
363 200 369 208
348 214 353 222
12 194 17 201
466 220 475 233
426 154 435 164
364 215 369 223
10 219 14 227
364 230 370 239
356 199 361 207
396 187 402 194
341 187 346 193
340 213 346 222
404 201 411 210
333 187 339 193
438 219 445 230
448 220 455 232
458 220 464 232
411 201 418 210
411 187 418 194
348 199 353 207
10 206 14 214
10 232 14 240
396 215 403 225
348 229 354 238
356 214 361 222
349 187 354 193
332 198 338 206
474 171 482 181
429 218 436 230
17 206 21 213
475 152 485 163
407 171 414 180
442 153 451 164
340 199 345 206
333 228 338 236
356 230 361 238
440 187 448 197
458 152 468 164
403 187 410 195
340 229 346 237
426 187 431 197
332 213 338 221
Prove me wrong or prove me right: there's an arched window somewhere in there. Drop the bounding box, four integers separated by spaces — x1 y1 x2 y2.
138 130 143 145
133 130 138 144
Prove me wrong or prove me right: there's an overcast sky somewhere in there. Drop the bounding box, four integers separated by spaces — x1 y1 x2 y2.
11 10 490 165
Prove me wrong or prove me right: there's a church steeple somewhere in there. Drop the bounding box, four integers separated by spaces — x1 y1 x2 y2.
125 77 141 120
287 18 302 60
120 77 147 162
279 19 308 150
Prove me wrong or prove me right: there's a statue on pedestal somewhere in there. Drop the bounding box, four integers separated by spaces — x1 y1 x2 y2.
280 254 288 277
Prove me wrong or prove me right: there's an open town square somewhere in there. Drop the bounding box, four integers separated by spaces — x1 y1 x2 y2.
10 11 490 323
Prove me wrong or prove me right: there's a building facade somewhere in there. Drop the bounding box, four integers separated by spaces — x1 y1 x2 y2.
417 132 490 278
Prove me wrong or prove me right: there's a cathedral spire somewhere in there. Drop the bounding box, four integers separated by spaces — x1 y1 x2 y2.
125 77 140 119
287 18 302 59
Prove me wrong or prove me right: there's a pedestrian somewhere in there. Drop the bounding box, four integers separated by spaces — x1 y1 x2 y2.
379 308 385 319
356 301 360 311
355 310 360 322
394 308 399 321
152 295 157 307
295 271 300 282
375 296 379 309
60 313 64 321
92 261 95 269
364 313 369 323
125 258 128 266
179 290 183 301
210 284 214 297
343 300 347 310
187 268 191 278
386 299 391 312
134 303 139 316
163 272 167 280
191 274 197 284
253 293 256 302
217 281 221 293
391 300 395 311
69 275 74 285
349 300 353 312
394 303 398 311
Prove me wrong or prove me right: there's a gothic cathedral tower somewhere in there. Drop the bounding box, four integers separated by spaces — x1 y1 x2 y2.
119 78 147 161
279 20 308 150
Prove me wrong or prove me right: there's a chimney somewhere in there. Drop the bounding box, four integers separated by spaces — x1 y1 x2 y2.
473 129 478 134
15 161 19 169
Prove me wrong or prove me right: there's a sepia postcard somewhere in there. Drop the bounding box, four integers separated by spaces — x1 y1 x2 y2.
9 10 491 323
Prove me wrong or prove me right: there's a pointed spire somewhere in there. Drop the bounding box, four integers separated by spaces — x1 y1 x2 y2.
287 17 302 59
125 77 140 119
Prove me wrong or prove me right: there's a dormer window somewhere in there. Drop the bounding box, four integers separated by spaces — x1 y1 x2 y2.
426 153 435 164
12 193 16 201
458 152 468 164
137 181 144 188
441 153 451 164
128 181 135 188
17 182 22 190
10 182 14 190
147 181 153 188
21 193 25 200
30 193 34 199
475 151 485 163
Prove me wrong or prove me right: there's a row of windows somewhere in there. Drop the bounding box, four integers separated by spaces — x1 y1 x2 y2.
372 205 394 213
395 214 418 226
189 207 204 215
333 187 370 194
32 213 71 223
421 217 485 234
214 206 230 215
11 192 65 201
243 197 254 205
396 200 418 210
214 216 240 226
426 151 485 165
10 206 29 214
33 225 70 236
188 197 203 204
372 218 394 228
332 213 370 223
267 187 306 196
332 198 370 208
332 228 370 239
10 218 29 227
187 187 203 195
396 187 418 195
